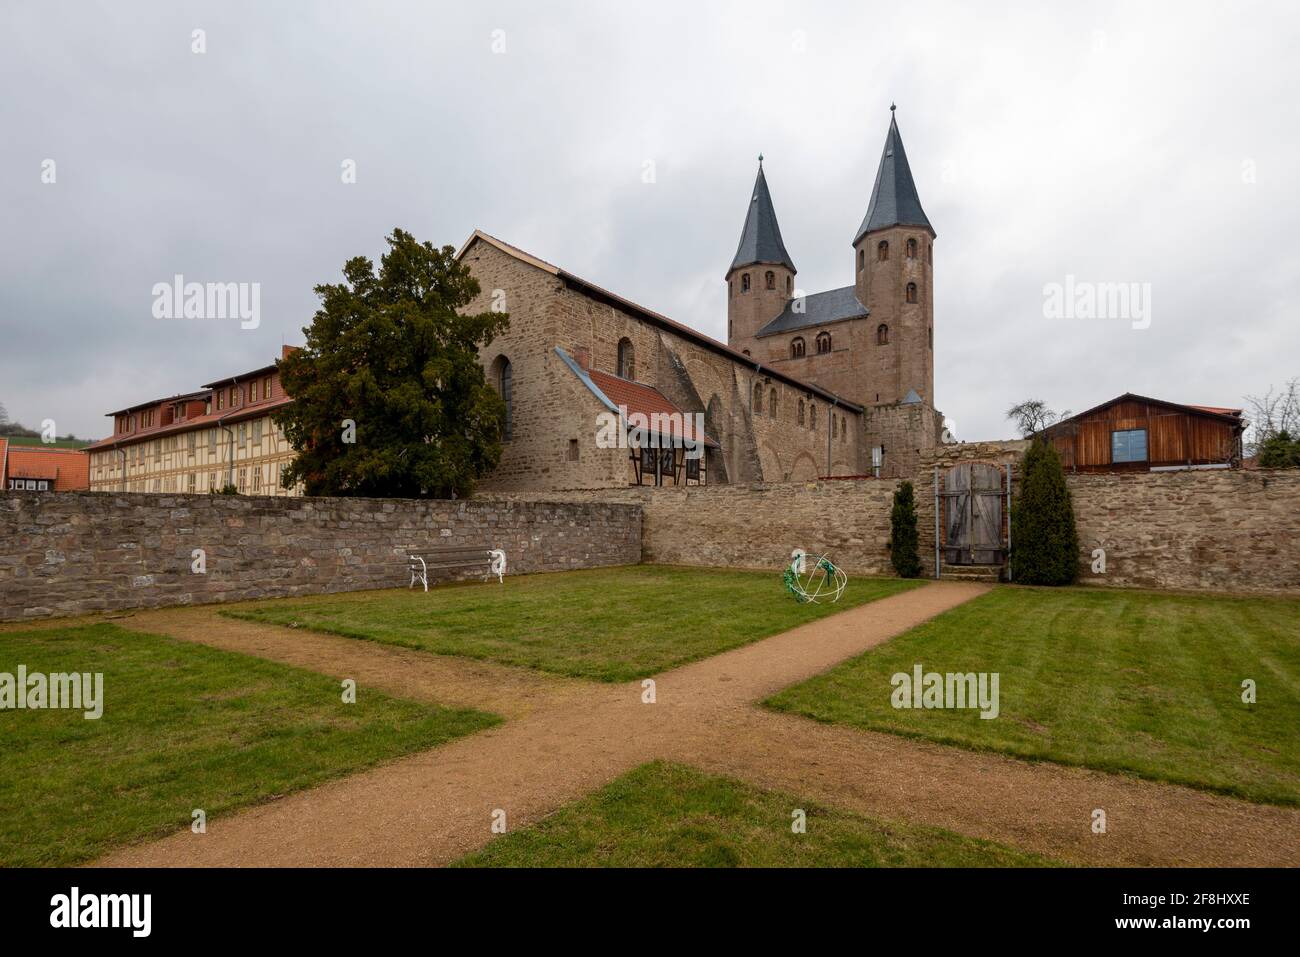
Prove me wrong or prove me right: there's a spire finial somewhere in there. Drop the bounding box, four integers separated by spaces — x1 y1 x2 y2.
890 102 896 113
758 152 764 167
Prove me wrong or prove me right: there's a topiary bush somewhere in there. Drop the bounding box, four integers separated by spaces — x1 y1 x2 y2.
1010 439 1079 585
889 480 923 579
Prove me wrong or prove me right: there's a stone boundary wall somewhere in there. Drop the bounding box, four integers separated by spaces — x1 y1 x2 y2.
483 480 900 575
1067 468 1300 593
486 461 1300 595
0 492 641 622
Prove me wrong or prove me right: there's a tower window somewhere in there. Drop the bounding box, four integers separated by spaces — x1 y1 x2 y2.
928 326 933 349
877 240 889 262
765 270 775 290
832 415 837 438
877 323 889 345
798 399 805 425
741 273 751 293
617 337 635 379
810 405 817 430
791 337 805 358
816 331 831 354
906 282 918 304
786 275 792 294
858 249 865 272
927 243 933 264
769 388 778 418
906 238 918 259
841 416 847 441
753 382 763 413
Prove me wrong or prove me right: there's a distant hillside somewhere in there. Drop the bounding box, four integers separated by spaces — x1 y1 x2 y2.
1 433 94 450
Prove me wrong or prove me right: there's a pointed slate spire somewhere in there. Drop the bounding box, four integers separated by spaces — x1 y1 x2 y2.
729 160 796 275
853 107 933 245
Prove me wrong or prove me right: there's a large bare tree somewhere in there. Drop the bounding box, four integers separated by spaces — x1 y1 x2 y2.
1005 399 1070 438
1243 377 1299 457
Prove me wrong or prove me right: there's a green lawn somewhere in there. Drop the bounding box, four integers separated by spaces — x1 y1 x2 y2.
767 587 1300 806
0 623 498 866
454 761 1059 867
224 565 921 682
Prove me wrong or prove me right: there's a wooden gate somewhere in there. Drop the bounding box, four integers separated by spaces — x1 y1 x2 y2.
941 463 1007 566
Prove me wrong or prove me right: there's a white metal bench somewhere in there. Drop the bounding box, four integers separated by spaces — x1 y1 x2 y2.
407 546 507 592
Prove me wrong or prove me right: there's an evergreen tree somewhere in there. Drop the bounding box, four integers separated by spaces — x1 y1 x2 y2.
274 228 509 498
1010 438 1079 585
1258 431 1300 468
889 480 923 578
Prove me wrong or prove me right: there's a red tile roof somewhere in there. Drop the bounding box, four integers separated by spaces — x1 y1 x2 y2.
583 367 719 447
4 445 90 490
1188 405 1243 416
84 395 293 452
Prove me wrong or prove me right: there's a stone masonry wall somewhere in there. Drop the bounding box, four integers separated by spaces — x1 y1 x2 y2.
1068 468 1300 593
0 491 642 622
485 480 899 575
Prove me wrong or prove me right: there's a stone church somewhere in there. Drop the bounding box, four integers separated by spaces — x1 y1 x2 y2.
461 109 943 492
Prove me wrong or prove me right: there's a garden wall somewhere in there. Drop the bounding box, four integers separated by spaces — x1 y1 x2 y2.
485 480 900 575
487 460 1300 595
0 491 641 621
1067 468 1300 593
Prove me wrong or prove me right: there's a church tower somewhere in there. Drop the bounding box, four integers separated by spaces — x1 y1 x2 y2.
852 107 935 407
725 159 796 357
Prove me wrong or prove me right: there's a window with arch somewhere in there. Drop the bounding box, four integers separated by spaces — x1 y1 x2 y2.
841 416 847 441
906 238 918 259
927 243 933 265
798 399 805 426
741 273 751 293
769 388 778 418
493 356 513 441
810 404 817 430
816 331 831 354
786 275 792 294
857 249 865 272
877 240 889 261
906 282 918 304
765 270 775 290
753 381 763 413
617 337 635 380
791 337 805 358
877 323 889 346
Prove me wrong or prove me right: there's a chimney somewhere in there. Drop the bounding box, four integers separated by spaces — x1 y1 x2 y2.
573 346 591 370
281 344 298 360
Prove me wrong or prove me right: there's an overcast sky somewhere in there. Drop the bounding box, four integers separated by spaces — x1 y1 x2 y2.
2 0 1297 441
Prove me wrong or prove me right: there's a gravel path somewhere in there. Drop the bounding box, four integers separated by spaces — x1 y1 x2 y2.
91 582 1300 867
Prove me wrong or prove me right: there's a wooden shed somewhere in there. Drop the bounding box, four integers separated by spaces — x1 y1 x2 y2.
1040 394 1244 472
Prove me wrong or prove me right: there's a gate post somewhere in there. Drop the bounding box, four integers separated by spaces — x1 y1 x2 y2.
933 465 940 580
1005 462 1012 583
